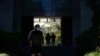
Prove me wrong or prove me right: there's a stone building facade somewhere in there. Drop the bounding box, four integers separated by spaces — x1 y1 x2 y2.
0 0 93 46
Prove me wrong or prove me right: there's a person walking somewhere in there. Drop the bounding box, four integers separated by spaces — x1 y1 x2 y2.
45 33 51 46
28 24 44 56
51 32 56 46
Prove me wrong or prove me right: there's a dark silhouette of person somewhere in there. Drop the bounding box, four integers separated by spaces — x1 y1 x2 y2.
28 24 43 56
51 32 56 46
45 33 51 46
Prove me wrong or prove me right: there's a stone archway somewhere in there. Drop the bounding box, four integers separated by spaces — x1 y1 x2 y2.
33 16 61 47
21 16 73 47
61 16 72 46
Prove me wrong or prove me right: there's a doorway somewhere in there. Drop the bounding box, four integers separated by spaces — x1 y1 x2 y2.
33 16 61 47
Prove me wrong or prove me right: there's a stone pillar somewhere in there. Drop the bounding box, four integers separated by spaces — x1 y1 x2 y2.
21 16 33 45
61 16 72 47
72 0 80 47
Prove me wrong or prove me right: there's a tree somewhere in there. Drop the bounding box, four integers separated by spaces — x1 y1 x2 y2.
85 0 100 28
85 0 100 47
75 1 100 56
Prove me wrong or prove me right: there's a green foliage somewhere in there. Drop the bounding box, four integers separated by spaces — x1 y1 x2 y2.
55 23 61 31
0 31 23 44
76 29 100 56
84 50 100 56
0 31 23 56
0 53 10 56
76 30 96 48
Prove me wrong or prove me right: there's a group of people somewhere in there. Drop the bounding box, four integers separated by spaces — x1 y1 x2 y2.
45 33 56 46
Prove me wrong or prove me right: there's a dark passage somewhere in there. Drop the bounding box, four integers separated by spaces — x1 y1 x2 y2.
20 16 73 56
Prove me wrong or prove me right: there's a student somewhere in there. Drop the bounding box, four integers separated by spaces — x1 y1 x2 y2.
28 24 43 56
51 32 56 46
45 33 51 46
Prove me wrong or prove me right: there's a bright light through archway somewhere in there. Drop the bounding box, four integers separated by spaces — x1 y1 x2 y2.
44 24 51 27
33 16 61 47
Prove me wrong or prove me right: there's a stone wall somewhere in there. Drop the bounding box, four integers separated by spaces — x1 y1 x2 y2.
0 0 13 32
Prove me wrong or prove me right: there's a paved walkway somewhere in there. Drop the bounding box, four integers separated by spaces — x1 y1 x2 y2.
20 45 75 56
42 46 75 56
